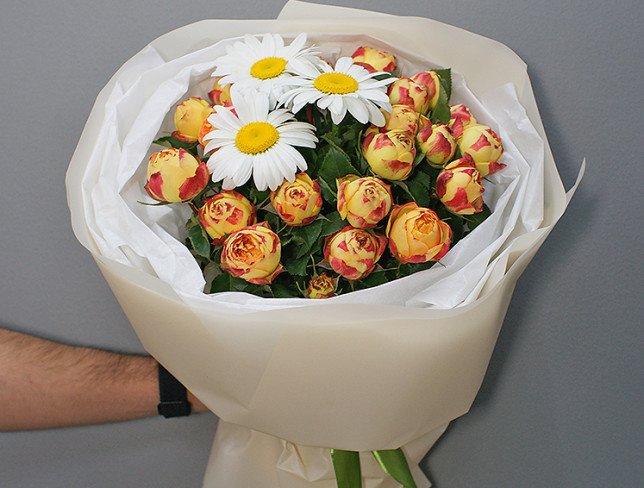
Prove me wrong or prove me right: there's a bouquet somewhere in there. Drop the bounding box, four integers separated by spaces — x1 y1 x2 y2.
143 34 506 301
66 2 582 487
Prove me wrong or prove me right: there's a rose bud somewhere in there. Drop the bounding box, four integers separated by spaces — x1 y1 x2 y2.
410 70 441 111
436 156 484 215
220 222 282 284
337 175 393 229
458 124 506 176
306 273 337 299
381 104 420 134
144 148 209 203
448 104 477 140
362 126 417 181
386 203 452 263
416 117 457 168
351 46 397 73
198 191 256 244
208 76 232 106
270 173 323 226
387 77 431 114
172 97 214 143
324 227 387 281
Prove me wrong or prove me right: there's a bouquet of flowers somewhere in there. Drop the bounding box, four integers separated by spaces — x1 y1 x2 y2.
143 33 506 301
66 2 582 487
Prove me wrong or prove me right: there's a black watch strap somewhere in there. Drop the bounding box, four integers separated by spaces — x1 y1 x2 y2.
157 363 191 418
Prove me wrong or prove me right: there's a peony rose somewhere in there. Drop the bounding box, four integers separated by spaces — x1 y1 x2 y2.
337 175 393 229
458 124 506 176
362 126 416 181
350 46 397 73
306 273 337 299
324 227 387 281
416 117 457 167
387 77 431 114
436 156 484 215
448 104 477 140
270 173 323 226
386 203 452 263
220 222 282 284
208 76 232 106
198 191 256 244
144 148 209 203
172 97 214 143
410 70 441 111
380 104 420 134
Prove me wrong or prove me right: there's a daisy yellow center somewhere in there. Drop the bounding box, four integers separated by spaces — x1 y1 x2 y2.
250 57 287 80
313 73 359 94
235 122 279 154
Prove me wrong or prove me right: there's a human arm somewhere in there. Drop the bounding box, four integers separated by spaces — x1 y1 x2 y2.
0 328 207 432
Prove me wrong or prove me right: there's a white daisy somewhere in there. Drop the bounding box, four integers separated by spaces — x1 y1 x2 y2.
212 33 322 105
279 56 397 126
202 91 318 192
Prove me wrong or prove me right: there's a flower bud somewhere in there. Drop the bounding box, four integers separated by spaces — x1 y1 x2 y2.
220 222 282 284
458 124 505 176
387 77 431 114
324 227 387 281
410 70 440 111
172 98 214 143
208 77 232 106
144 148 209 203
362 126 416 181
307 273 337 299
351 46 397 73
381 104 419 134
436 156 484 215
270 173 323 226
198 191 256 244
386 203 452 263
416 117 456 167
448 104 477 140
198 117 215 148
337 175 392 229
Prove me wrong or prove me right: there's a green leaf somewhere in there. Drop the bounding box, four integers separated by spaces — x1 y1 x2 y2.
285 253 310 276
209 272 230 293
318 146 361 191
405 172 431 207
317 176 338 204
153 135 199 155
331 449 362 488
188 222 211 258
321 211 346 237
291 219 325 259
355 270 389 289
372 449 418 488
429 84 450 125
433 68 452 99
463 203 492 231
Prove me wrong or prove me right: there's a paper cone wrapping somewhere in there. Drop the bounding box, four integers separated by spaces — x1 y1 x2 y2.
66 1 583 486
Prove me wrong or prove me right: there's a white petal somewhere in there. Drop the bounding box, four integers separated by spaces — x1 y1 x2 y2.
366 101 387 126
334 57 354 73
344 97 370 124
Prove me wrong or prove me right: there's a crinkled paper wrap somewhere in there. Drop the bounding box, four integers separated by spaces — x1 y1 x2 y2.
66 1 583 486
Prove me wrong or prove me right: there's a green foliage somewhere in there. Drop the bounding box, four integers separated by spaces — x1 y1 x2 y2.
187 216 211 258
153 135 199 157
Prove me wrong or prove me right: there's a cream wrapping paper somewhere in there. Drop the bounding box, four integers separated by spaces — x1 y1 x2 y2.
66 1 584 486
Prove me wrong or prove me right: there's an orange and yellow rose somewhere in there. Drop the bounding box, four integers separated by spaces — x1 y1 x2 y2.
144 148 209 203
362 126 416 181
220 222 282 284
380 104 420 134
436 156 484 215
324 227 387 281
350 46 397 73
387 77 431 114
416 118 457 167
198 191 256 244
386 203 452 263
410 70 441 111
208 77 232 107
458 124 506 176
270 173 323 226
448 104 477 140
337 175 392 229
306 273 337 299
172 97 214 143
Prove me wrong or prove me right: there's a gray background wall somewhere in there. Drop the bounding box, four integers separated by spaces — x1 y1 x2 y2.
1 1 641 486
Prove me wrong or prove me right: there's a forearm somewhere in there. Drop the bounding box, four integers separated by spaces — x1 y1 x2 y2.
0 329 204 431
